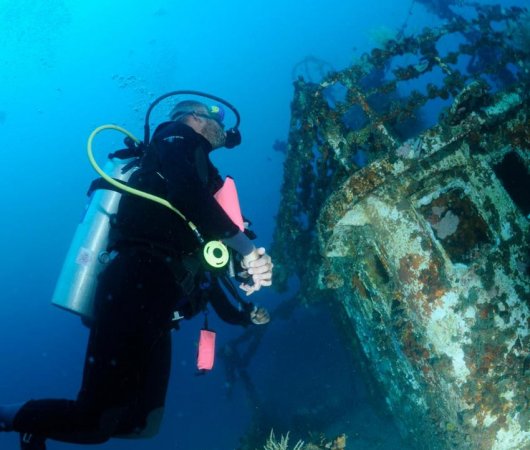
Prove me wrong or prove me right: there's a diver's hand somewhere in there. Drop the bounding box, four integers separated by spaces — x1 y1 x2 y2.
250 306 270 325
240 247 273 296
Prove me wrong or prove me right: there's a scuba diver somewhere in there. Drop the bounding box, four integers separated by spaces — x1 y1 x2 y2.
0 92 274 449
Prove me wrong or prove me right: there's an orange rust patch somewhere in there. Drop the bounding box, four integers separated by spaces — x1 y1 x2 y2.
434 288 445 298
479 306 491 320
352 275 369 299
399 254 423 283
401 324 429 363
324 273 344 289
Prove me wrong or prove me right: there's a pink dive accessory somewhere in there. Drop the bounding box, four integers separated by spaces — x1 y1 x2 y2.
214 176 244 231
197 329 216 371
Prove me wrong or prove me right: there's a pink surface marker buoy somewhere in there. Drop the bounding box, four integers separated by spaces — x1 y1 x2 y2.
214 176 244 231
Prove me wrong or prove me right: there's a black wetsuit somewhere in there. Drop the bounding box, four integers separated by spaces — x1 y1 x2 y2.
13 123 253 445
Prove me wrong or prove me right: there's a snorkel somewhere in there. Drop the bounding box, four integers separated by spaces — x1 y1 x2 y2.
143 90 242 148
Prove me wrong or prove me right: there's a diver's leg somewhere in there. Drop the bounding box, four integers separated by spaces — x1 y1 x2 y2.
9 252 142 444
12 399 108 444
76 249 177 437
114 326 172 438
10 249 178 444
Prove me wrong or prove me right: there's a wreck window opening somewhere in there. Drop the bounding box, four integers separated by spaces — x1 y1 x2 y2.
418 188 492 264
456 46 472 64
435 33 467 62
297 160 316 207
489 20 508 33
316 130 325 145
449 53 472 75
380 54 435 88
367 91 393 116
465 45 516 91
342 104 369 132
364 251 391 286
397 63 459 135
359 67 387 91
392 104 429 141
394 65 442 100
479 73 501 93
364 62 444 139
493 152 530 217
396 71 432 97
310 143 321 173
506 63 522 80
387 54 425 77
323 82 347 110
495 63 518 90
431 93 453 114
297 211 310 231
350 147 370 168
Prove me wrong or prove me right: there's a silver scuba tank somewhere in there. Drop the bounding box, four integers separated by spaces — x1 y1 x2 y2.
52 158 136 321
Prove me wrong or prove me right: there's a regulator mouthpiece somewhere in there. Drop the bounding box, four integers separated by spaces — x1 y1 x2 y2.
225 128 242 149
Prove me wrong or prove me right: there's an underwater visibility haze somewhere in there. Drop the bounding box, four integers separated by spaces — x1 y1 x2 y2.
0 0 529 449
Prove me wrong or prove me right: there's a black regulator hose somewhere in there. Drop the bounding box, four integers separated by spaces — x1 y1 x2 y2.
143 90 241 145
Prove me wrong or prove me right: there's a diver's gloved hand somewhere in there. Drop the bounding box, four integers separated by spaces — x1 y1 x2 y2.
240 247 273 296
250 306 270 325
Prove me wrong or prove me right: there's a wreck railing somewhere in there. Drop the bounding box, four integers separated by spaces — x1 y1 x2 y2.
271 4 529 294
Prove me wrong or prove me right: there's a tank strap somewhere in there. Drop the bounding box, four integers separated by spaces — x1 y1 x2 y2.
108 137 145 160
86 177 128 197
87 139 146 197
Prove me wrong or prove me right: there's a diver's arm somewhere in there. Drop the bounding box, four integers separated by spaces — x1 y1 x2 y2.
209 278 253 325
209 278 270 325
157 136 243 240
157 133 259 256
239 247 274 295
223 231 254 256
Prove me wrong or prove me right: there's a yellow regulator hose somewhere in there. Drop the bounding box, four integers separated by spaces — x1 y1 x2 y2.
87 124 229 269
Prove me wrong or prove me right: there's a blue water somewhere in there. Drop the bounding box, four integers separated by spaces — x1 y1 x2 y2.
0 1 526 449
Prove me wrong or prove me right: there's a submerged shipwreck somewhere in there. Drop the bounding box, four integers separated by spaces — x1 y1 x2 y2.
272 4 529 450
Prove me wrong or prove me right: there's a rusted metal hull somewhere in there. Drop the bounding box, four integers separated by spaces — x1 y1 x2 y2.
318 107 529 449
272 5 529 449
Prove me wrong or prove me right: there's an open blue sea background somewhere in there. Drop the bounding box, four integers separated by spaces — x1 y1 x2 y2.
0 1 526 449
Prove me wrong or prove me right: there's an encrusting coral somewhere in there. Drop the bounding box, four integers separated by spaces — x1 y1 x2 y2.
260 430 347 450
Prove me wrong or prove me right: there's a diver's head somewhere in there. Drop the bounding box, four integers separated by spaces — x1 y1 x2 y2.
170 100 226 150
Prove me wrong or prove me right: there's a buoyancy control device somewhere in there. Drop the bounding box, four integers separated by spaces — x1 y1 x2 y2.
52 90 243 322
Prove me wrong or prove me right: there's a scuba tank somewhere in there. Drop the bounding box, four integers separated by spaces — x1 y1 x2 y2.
51 156 137 321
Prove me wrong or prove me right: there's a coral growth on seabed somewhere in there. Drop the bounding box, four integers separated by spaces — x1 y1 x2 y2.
261 430 347 450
